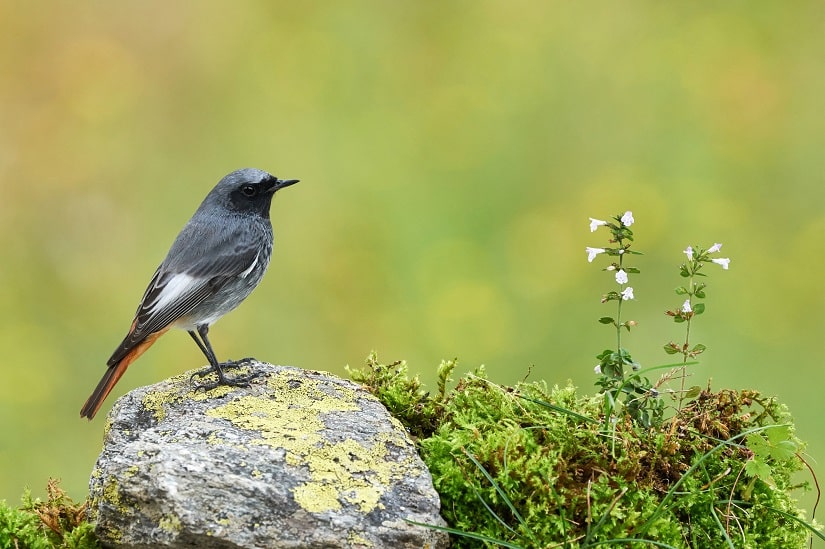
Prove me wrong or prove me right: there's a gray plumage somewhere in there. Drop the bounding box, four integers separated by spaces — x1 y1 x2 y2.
81 168 298 420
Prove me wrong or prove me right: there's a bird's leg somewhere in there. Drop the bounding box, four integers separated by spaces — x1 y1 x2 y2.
188 328 222 387
189 325 262 391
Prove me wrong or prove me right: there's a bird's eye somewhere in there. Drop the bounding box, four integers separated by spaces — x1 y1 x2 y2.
241 185 257 197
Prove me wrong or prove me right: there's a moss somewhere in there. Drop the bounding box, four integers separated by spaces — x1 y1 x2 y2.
0 480 100 549
349 353 821 548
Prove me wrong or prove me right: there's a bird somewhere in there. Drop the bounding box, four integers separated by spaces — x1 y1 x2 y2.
80 168 299 420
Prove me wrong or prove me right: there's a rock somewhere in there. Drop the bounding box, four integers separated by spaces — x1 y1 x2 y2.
87 362 449 549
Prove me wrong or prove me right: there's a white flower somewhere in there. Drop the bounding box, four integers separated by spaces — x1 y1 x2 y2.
621 287 634 300
621 211 634 226
589 217 607 232
594 364 602 375
684 246 694 260
682 299 692 313
586 247 606 262
615 269 628 285
707 242 722 253
712 257 730 270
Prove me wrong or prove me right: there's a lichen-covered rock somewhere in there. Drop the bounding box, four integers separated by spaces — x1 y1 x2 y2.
87 363 448 549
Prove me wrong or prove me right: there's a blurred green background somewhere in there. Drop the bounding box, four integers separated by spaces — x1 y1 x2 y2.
2 0 823 538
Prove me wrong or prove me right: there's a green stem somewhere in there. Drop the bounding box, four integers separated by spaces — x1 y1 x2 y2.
678 265 695 410
616 251 625 359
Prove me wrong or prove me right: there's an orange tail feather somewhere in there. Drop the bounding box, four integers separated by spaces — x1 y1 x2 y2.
80 329 167 420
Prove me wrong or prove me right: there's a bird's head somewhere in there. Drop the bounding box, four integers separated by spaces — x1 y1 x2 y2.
205 168 299 218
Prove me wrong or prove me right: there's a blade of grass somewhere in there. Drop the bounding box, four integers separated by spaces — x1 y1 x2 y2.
585 538 681 548
584 487 628 545
708 503 736 549
462 447 539 545
517 394 598 423
632 424 781 536
405 519 527 549
466 472 520 538
761 506 825 542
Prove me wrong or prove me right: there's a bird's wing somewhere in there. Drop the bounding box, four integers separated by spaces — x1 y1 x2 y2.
107 218 265 366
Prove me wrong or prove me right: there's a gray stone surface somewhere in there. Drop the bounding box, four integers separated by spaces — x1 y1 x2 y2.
88 363 448 548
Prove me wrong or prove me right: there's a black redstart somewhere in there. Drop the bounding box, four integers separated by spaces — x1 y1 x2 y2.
80 168 299 420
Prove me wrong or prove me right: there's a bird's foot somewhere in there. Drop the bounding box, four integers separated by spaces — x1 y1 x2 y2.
190 359 262 392
221 357 256 370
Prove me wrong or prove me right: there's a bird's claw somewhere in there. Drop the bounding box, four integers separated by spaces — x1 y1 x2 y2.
222 357 256 370
189 361 263 392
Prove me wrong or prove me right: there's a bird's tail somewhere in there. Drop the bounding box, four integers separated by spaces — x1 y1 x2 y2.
80 329 167 420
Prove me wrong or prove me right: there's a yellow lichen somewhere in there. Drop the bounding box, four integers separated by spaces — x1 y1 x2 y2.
158 514 181 533
140 381 185 422
189 384 232 401
202 370 415 514
140 369 239 421
100 477 128 516
347 531 374 547
292 483 342 513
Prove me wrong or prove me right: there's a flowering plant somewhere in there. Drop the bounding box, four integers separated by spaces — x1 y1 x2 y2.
587 212 734 429
663 243 731 409
586 211 660 428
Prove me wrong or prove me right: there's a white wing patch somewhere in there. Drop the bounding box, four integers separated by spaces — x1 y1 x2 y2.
147 272 198 315
239 252 259 279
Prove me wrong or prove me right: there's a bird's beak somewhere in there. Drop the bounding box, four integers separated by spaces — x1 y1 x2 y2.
270 178 300 193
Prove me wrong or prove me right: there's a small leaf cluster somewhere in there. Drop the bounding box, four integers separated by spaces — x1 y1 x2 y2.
745 424 800 487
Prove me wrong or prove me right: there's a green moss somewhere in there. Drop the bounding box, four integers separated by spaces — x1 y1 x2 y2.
0 480 100 549
349 353 822 548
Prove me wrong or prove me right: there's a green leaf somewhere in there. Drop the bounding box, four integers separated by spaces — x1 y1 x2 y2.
766 424 790 443
745 459 772 481
674 286 688 295
766 425 798 460
624 267 641 274
691 343 706 353
693 303 706 315
684 386 702 399
598 317 615 325
771 440 798 461
663 344 680 355
748 434 771 458
596 349 613 360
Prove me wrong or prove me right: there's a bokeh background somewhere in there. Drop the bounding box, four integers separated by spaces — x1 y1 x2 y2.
2 0 823 540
